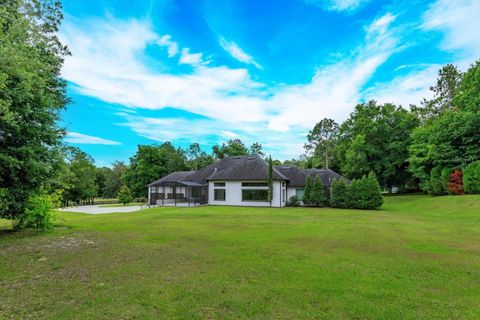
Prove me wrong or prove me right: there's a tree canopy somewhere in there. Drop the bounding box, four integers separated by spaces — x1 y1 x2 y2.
0 0 69 220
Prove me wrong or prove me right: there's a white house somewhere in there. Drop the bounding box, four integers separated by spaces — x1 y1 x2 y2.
147 155 342 207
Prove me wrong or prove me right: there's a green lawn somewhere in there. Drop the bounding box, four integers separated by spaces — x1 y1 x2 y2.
1 195 479 319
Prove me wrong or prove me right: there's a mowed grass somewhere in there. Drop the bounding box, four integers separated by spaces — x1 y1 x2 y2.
0 195 479 319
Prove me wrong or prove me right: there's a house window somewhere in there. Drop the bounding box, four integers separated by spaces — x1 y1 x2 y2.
242 182 268 187
296 188 304 199
214 189 226 201
242 189 268 201
283 189 286 202
214 182 225 187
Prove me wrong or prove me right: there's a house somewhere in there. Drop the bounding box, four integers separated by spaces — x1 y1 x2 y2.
147 155 342 207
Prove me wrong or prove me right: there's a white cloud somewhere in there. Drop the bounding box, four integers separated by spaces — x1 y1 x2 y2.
60 5 477 159
304 0 370 12
219 37 262 69
157 34 179 57
178 48 204 65
65 132 121 145
422 0 480 66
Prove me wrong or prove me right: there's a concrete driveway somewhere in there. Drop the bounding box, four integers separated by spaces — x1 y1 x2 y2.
59 204 145 214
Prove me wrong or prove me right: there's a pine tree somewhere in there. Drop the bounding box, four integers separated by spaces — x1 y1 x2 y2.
268 156 273 206
302 175 312 206
311 175 327 207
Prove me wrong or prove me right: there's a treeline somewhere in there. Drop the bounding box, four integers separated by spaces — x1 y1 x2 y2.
296 61 480 195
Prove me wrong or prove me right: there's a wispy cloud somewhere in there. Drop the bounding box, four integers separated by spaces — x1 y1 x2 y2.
65 132 121 145
304 0 371 12
421 0 480 66
219 37 262 69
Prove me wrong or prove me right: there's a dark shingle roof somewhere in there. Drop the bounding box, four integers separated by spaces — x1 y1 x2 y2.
275 166 343 187
207 155 288 181
148 155 288 187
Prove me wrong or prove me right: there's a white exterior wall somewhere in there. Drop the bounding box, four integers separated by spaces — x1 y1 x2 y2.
208 181 287 207
287 187 305 206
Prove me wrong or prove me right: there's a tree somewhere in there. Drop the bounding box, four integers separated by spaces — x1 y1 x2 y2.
453 60 480 113
249 142 264 156
311 175 327 207
268 156 273 206
342 134 370 180
337 101 419 191
118 185 133 205
63 147 97 204
0 0 69 223
103 161 127 198
186 143 214 170
212 139 248 159
304 118 340 169
302 174 312 206
124 143 187 197
464 161 480 194
95 167 110 198
413 64 463 121
408 61 480 194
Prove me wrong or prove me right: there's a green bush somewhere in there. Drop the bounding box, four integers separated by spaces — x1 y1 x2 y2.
330 178 351 208
311 175 327 207
428 167 451 195
302 175 312 206
350 172 384 209
287 195 300 207
464 161 480 194
22 193 58 231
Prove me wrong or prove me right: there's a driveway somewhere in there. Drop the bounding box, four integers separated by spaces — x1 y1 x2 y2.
59 205 144 214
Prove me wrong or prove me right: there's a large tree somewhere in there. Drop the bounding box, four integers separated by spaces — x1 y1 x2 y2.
124 143 187 197
304 118 340 169
337 101 419 191
408 61 480 193
103 161 127 198
185 143 214 170
212 139 249 159
0 0 69 221
412 64 463 122
62 147 97 204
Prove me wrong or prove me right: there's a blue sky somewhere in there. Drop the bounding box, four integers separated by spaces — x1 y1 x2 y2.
59 0 480 166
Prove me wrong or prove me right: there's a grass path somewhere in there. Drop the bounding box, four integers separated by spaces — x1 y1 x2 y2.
1 195 479 319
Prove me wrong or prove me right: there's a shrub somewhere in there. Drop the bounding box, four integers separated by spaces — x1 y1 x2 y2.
464 161 480 194
311 175 327 207
447 169 463 195
428 167 450 195
302 174 312 206
350 172 384 209
22 194 57 231
330 178 351 208
118 185 133 205
288 195 300 207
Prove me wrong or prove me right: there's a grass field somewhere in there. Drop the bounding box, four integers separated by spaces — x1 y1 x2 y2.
1 195 479 319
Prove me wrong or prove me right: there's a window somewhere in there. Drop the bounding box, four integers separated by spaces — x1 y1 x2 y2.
283 189 286 202
296 188 304 199
214 182 225 187
242 182 268 187
214 189 226 201
242 189 268 201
